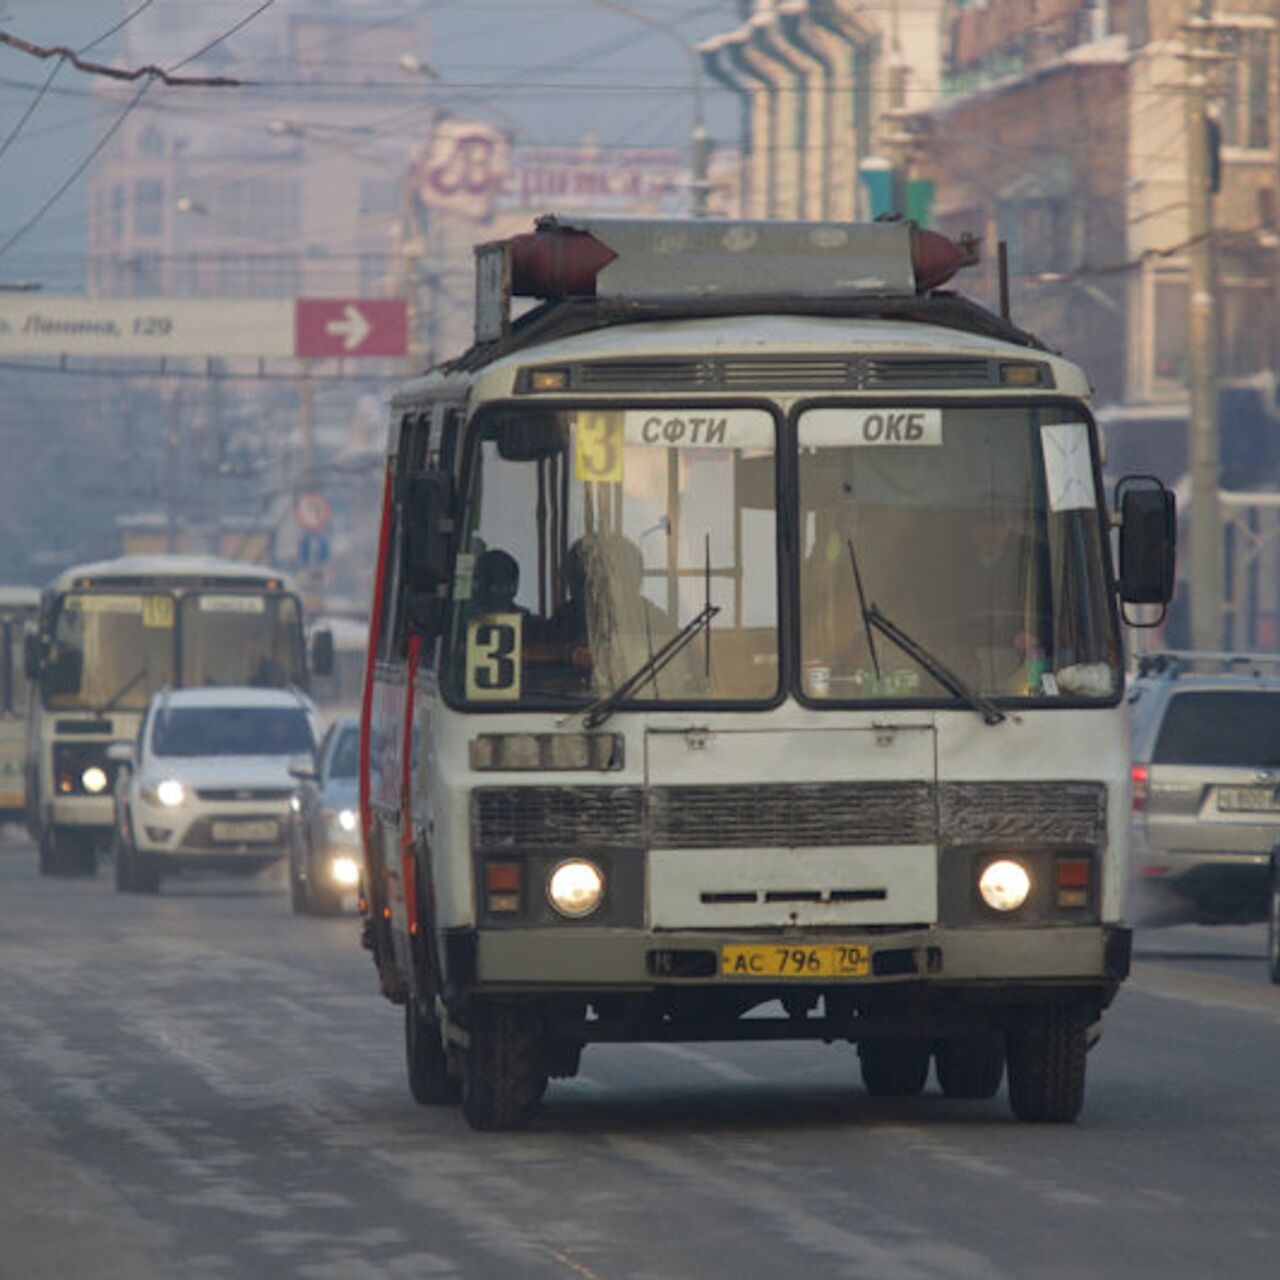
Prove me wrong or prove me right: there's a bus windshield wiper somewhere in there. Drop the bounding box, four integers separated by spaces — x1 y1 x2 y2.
95 667 146 716
579 604 719 730
864 605 1006 726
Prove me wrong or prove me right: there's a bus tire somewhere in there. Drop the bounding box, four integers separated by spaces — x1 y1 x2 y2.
935 1034 1005 1099
114 837 135 893
289 865 309 914
40 828 96 877
1266 867 1280 985
405 1000 461 1106
461 1002 546 1132
1006 1004 1088 1123
858 1038 931 1097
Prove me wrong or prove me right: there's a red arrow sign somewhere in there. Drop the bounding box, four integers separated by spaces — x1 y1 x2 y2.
294 299 407 358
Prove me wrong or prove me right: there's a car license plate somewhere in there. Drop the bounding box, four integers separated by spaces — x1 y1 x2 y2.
721 944 871 979
1217 787 1280 812
211 819 278 843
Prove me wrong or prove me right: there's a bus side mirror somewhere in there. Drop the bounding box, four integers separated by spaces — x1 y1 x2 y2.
289 755 319 783
107 742 136 769
310 627 334 678
403 471 455 638
23 630 42 681
1117 478 1176 608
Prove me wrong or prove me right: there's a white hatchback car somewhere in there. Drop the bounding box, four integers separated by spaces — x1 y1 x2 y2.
111 686 321 894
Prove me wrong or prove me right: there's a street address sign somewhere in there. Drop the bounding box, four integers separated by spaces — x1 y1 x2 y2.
0 297 408 359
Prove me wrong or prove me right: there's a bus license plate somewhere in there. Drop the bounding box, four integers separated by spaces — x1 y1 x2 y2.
721 944 871 979
211 819 278 843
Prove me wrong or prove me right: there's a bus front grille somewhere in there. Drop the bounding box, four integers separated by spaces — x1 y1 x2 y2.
473 781 1106 851
524 354 1053 394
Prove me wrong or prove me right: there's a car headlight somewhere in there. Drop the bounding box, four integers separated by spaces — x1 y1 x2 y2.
547 858 604 918
330 855 360 887
978 858 1032 912
323 807 359 835
81 766 109 794
156 778 186 808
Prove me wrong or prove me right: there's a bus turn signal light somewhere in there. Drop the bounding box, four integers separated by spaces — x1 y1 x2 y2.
486 861 522 913
1055 857 1091 910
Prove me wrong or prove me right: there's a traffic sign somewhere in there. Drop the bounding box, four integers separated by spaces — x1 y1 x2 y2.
0 297 408 359
294 492 333 534
295 299 408 359
298 534 330 567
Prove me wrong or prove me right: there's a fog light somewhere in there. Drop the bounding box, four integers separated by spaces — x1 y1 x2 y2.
81 766 108 794
547 859 604 918
330 856 360 888
978 858 1031 912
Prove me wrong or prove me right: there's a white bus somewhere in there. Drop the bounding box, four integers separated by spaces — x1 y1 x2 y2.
362 217 1175 1130
0 586 39 826
25 556 310 876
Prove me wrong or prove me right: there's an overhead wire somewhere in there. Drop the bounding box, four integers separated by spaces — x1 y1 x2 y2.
0 0 283 262
0 0 158 167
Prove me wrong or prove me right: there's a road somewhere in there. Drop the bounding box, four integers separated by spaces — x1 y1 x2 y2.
1 827 1277 1280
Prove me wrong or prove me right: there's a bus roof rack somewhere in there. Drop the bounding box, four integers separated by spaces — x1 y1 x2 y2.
469 214 990 349
1133 650 1280 678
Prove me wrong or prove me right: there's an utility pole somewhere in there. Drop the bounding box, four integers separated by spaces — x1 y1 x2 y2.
588 0 709 217
1184 0 1222 649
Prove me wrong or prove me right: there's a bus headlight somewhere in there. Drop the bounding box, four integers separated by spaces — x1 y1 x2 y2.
156 778 186 808
978 858 1032 912
547 859 604 918
330 855 360 887
81 766 109 794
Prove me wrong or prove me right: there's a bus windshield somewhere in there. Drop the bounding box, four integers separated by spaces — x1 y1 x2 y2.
796 404 1120 704
42 588 306 710
444 406 780 709
42 593 176 711
179 592 305 688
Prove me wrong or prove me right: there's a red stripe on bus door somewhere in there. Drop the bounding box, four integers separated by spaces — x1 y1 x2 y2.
400 633 421 935
359 461 394 851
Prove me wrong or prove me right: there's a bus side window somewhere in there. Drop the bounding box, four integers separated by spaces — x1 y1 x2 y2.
436 406 461 475
382 411 435 661
375 414 416 663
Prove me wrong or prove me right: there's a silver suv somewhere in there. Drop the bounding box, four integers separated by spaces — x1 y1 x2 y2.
1129 651 1280 925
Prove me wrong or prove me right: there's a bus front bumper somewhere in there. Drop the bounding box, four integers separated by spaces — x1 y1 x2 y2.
48 795 115 830
470 924 1131 996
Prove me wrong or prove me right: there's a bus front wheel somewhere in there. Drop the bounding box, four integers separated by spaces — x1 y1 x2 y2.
1006 1003 1088 1123
39 828 97 877
858 1038 931 1097
461 1002 547 1132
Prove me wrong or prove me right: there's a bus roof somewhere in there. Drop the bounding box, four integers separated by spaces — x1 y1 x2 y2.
452 312 1090 406
0 585 39 609
42 555 299 596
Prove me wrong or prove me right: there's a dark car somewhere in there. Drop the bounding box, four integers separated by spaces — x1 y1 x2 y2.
1129 651 1280 926
287 715 361 915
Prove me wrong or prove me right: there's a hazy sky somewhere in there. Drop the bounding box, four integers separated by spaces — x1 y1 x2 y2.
0 0 744 292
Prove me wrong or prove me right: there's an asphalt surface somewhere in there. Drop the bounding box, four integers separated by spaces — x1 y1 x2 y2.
1 826 1277 1280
